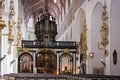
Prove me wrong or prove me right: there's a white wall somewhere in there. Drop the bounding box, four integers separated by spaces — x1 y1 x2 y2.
110 0 120 75
91 2 105 74
18 0 27 40
1 0 11 75
26 15 36 40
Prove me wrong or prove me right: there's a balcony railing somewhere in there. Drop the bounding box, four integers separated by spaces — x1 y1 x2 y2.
3 73 120 80
22 40 76 49
62 74 120 80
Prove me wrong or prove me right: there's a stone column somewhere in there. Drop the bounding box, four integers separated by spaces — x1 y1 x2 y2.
33 52 36 73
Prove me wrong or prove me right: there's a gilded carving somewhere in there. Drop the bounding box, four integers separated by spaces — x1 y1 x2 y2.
63 48 69 53
17 17 22 48
101 2 108 21
80 21 88 54
8 0 15 54
98 1 109 57
100 22 109 47
0 0 6 30
79 21 88 74
0 0 5 19
100 2 109 48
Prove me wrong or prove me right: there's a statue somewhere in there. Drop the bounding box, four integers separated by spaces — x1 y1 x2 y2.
21 56 32 73
102 2 108 21
17 17 22 48
63 66 68 73
0 0 6 30
100 22 109 45
17 31 22 47
97 1 109 57
80 21 88 53
0 0 5 19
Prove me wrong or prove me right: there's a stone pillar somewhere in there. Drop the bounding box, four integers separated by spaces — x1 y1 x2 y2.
57 53 59 74
33 52 36 73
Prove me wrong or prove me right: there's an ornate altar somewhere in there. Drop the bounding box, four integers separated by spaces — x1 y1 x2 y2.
36 49 57 74
18 52 33 73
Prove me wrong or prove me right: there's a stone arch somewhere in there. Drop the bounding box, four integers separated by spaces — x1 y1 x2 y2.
73 8 86 74
59 53 73 74
91 2 104 74
74 8 86 42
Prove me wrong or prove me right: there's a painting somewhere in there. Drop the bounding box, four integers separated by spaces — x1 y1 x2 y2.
93 67 104 75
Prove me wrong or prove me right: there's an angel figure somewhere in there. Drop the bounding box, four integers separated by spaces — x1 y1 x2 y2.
0 0 5 19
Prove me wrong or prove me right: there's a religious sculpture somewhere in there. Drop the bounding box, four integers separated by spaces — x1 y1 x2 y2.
80 21 88 54
80 21 88 73
17 17 22 48
8 17 14 42
98 1 109 57
100 22 109 44
0 0 6 30
0 0 5 19
101 2 108 21
100 1 109 48
63 66 68 73
17 30 22 47
21 56 32 73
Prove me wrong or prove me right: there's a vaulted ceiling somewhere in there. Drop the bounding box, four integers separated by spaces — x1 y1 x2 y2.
21 0 68 23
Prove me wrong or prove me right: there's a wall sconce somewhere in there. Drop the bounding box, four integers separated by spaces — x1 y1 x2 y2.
101 59 106 67
10 59 15 66
89 52 94 59
0 55 6 62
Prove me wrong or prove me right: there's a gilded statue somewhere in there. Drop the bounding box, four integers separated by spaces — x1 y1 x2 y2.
0 0 5 19
17 30 22 47
0 0 6 30
102 2 108 21
97 2 109 57
17 17 22 48
100 22 109 44
80 21 88 53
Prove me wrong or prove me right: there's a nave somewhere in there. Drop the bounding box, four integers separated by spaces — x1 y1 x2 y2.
0 0 120 79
